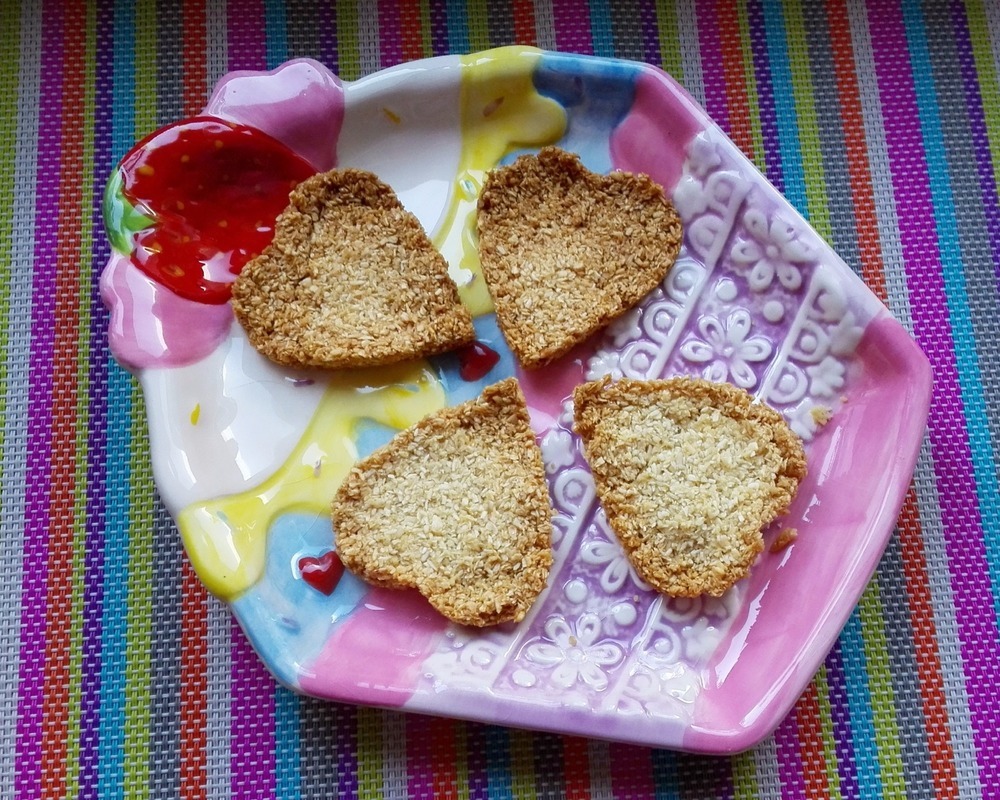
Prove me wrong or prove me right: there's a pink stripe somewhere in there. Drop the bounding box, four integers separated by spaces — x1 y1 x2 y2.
694 0 730 131
378 0 404 68
230 620 276 800
15 3 64 796
554 0 594 54
226 0 266 71
867 0 1000 781
609 743 655 798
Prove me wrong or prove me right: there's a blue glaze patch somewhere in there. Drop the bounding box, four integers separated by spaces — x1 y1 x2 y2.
232 511 368 689
502 53 640 173
235 314 517 682
353 418 403 459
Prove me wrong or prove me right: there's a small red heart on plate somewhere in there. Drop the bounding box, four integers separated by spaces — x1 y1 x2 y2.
298 551 345 595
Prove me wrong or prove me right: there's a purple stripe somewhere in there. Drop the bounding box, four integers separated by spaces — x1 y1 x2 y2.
317 3 337 71
554 0 594 54
79 0 115 796
824 643 861 800
868 0 1000 783
429 1 449 57
950 0 1000 289
746 0 782 191
772 712 807 798
227 0 266 71
695 0 729 132
378 0 403 68
405 715 433 800
335 704 359 799
14 3 63 796
639 0 660 66
230 620 276 799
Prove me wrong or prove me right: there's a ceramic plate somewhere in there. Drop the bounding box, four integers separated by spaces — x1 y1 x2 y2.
100 47 931 753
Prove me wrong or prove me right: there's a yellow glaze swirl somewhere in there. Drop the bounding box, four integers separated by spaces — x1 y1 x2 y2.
175 46 565 601
178 363 444 599
438 46 566 314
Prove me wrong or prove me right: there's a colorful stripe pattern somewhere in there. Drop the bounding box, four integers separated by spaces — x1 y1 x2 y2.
2 0 998 796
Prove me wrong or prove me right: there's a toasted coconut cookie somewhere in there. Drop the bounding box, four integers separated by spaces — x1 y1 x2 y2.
573 377 807 597
232 168 475 369
476 147 682 369
332 378 553 627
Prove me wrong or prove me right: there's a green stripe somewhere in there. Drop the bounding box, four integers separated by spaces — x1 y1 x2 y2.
654 2 683 85
336 1 362 80
510 729 537 800
814 666 844 800
783 0 832 239
0 0 19 439
357 706 383 800
466 0 489 52
124 4 157 797
419 0 433 57
858 584 907 798
125 393 154 799
965 0 1000 202
736 1 767 173
732 748 759 799
456 724 470 800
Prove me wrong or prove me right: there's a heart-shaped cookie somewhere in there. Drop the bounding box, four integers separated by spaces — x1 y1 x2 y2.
476 147 682 369
232 168 475 369
332 378 553 627
573 377 807 597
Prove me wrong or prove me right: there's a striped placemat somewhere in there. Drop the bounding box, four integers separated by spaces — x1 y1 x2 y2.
2 0 998 797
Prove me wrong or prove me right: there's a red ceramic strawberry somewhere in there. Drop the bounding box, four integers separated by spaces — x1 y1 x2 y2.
118 116 315 304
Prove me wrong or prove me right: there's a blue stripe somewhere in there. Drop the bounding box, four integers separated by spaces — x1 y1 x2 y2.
589 0 614 58
97 4 136 797
901 1 1000 621
274 687 300 799
651 750 681 800
760 0 808 218
265 0 289 68
838 607 884 799
446 0 469 54
485 727 513 800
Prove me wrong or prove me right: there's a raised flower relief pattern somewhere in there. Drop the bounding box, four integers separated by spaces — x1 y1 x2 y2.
806 355 846 398
420 629 507 689
731 208 813 293
524 614 623 691
580 527 651 594
540 427 577 474
679 309 772 389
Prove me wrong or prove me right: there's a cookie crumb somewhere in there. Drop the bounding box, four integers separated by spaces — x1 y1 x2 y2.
811 406 833 426
770 527 798 553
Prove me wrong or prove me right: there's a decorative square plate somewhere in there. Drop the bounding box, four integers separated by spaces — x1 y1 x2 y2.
100 47 931 753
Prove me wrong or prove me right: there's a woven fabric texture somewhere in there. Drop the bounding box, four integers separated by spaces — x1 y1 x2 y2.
2 0 999 797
